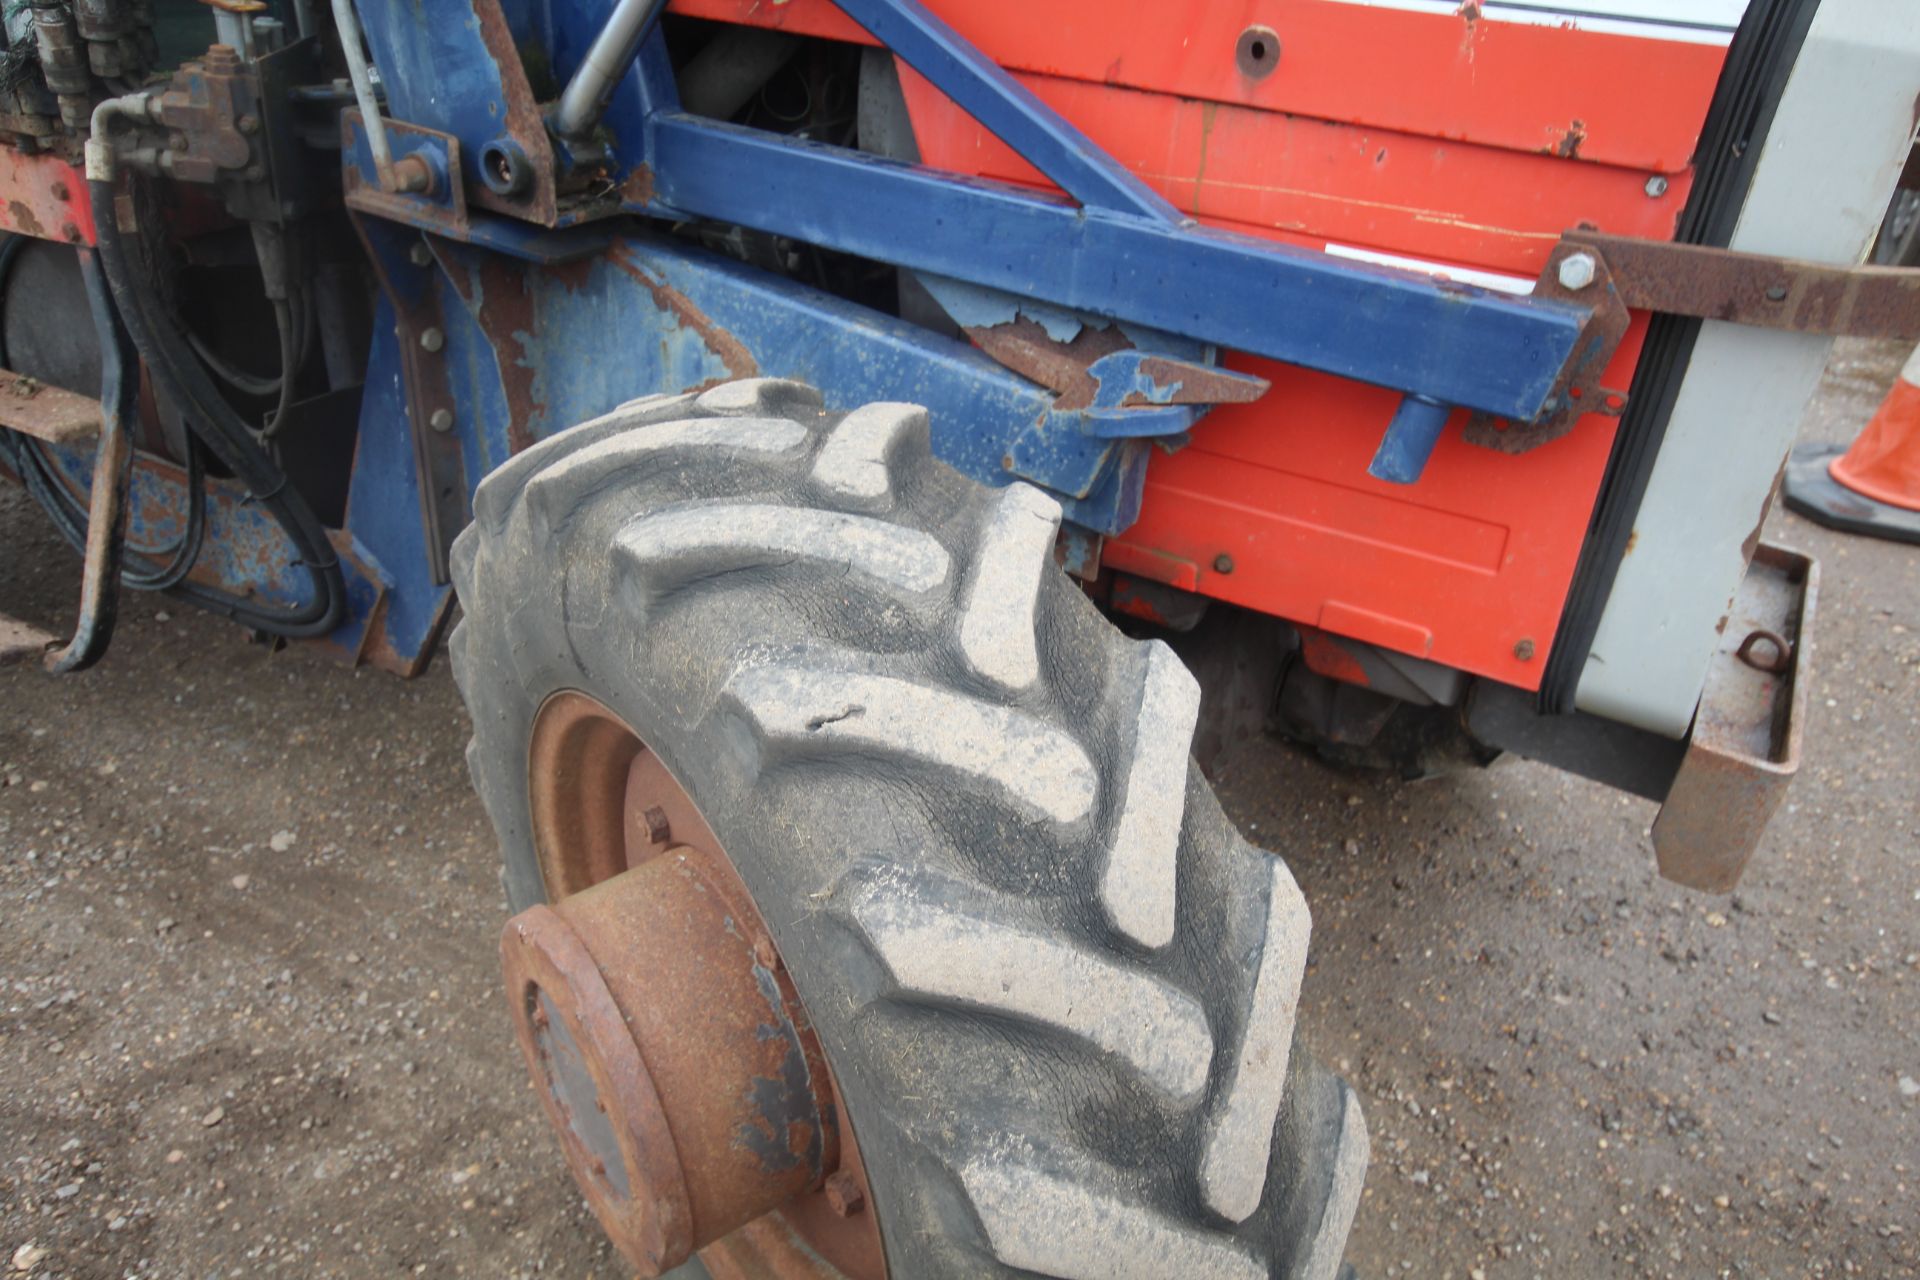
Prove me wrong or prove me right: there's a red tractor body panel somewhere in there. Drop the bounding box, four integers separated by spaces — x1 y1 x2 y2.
673 0 1730 687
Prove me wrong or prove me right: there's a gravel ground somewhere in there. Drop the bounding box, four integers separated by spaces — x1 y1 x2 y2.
1 340 1915 1279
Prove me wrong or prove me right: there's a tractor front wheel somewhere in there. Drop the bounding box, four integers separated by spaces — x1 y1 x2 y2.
450 378 1369 1279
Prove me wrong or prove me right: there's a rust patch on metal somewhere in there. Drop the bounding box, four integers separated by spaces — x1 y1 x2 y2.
438 255 478 305
621 164 657 207
965 315 1132 409
609 244 759 380
467 0 561 224
351 210 468 585
1564 229 1920 340
1554 119 1586 160
548 255 598 295
7 200 44 238
1128 355 1270 408
469 255 544 454
1651 544 1817 892
510 695 882 1278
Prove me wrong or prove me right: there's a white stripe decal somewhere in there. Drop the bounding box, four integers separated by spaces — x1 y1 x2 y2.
1319 0 1742 45
1322 243 1536 297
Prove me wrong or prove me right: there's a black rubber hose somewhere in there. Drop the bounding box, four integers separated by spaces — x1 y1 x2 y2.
89 178 345 636
13 423 206 590
0 231 206 590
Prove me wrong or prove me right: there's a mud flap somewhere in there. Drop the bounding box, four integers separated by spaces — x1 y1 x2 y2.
1652 543 1817 892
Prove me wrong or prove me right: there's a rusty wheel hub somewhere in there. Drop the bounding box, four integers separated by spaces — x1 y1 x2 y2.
503 692 883 1279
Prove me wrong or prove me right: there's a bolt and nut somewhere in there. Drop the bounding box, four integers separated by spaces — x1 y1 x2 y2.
428 408 454 433
1644 175 1669 198
408 242 433 267
419 327 445 353
1556 252 1598 292
1213 553 1235 574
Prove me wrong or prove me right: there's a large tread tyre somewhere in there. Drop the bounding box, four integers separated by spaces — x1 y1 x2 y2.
450 380 1369 1279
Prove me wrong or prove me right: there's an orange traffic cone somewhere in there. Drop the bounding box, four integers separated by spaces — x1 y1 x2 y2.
1785 342 1920 544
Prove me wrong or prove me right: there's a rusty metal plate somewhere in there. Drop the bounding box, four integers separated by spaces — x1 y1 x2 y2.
0 368 100 445
1652 542 1817 892
1567 230 1920 340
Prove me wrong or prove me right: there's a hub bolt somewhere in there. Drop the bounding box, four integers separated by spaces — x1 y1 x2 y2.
1556 253 1597 292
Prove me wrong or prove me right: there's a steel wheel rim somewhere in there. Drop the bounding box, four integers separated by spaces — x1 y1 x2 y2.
522 690 886 1280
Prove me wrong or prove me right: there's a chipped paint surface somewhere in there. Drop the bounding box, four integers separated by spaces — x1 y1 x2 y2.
609 244 759 381
734 963 828 1183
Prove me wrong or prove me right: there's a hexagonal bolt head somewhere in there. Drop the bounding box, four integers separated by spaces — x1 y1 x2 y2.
642 805 671 845
1556 252 1598 292
428 408 454 433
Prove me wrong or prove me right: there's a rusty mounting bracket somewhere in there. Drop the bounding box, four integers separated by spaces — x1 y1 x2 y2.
1467 229 1920 456
343 111 469 238
1562 229 1920 341
1465 238 1632 455
347 211 469 585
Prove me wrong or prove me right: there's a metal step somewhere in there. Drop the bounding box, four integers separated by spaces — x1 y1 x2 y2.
0 368 101 445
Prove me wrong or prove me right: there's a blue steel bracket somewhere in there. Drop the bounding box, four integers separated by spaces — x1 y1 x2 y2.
1369 395 1455 485
626 115 1595 424
343 113 619 264
348 0 568 225
1080 350 1269 439
825 0 1179 222
915 274 1258 487
350 214 471 585
342 111 464 234
339 0 1618 469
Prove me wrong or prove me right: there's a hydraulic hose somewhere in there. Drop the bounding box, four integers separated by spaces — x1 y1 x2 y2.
0 231 205 591
88 176 345 636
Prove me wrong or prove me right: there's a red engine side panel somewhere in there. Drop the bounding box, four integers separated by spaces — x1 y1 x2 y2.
0 150 94 246
670 0 1730 688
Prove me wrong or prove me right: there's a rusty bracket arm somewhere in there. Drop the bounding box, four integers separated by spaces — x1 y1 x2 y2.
43 250 138 674
348 212 468 585
1562 230 1920 341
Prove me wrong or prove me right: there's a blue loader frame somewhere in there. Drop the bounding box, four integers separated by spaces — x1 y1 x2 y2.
258 0 1622 672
